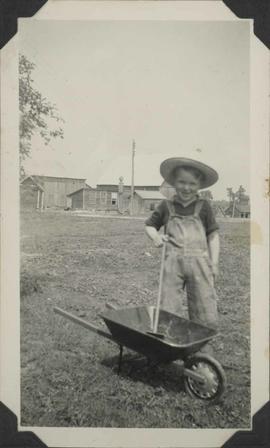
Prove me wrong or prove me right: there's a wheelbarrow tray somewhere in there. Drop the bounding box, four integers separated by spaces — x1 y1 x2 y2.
100 305 216 363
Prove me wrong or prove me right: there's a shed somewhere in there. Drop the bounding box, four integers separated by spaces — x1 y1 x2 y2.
225 203 250 218
67 186 120 211
133 190 166 214
67 186 98 210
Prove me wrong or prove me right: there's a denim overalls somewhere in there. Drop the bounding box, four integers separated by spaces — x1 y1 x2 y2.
161 199 219 329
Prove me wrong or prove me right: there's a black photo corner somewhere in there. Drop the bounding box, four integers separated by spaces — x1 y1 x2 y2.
0 0 269 447
0 0 269 49
0 401 270 448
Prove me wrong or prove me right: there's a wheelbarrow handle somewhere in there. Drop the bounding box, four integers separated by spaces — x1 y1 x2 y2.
53 306 113 340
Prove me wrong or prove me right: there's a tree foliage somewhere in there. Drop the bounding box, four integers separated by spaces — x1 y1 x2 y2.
227 187 235 202
227 186 249 204
19 54 64 171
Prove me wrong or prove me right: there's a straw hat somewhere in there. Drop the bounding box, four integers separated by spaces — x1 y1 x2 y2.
160 157 218 189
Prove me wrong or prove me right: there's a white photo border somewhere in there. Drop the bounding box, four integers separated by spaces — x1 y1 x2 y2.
0 1 269 447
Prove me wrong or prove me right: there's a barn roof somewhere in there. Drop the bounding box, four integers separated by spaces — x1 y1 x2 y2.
32 175 86 182
20 176 44 191
134 190 165 200
67 185 93 197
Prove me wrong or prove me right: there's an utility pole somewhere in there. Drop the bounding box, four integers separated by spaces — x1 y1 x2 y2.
130 139 135 215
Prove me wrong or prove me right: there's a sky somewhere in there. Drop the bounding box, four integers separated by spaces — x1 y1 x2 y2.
19 19 250 200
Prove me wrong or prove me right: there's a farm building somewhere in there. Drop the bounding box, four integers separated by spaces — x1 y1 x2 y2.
20 176 44 210
225 203 250 218
67 186 130 212
67 186 121 211
67 177 163 213
95 177 161 212
21 175 86 209
67 186 93 210
133 190 166 214
225 193 250 218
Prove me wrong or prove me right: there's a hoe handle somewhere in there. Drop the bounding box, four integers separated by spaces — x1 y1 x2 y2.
153 242 167 333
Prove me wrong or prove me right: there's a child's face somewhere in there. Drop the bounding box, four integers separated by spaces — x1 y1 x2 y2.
174 168 200 203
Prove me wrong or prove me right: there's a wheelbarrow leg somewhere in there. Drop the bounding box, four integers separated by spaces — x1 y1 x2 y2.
118 345 123 374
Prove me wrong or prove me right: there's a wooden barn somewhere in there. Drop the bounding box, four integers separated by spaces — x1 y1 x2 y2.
21 175 86 209
133 190 166 214
67 186 120 211
225 203 250 218
20 176 44 210
67 186 91 209
97 184 162 212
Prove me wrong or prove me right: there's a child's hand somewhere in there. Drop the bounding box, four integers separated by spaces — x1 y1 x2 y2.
153 234 169 248
153 235 164 247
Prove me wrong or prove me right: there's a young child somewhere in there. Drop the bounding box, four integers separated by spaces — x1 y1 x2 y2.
145 157 220 331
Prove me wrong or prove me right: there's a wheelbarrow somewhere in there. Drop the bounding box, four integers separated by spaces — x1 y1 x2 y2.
54 304 226 402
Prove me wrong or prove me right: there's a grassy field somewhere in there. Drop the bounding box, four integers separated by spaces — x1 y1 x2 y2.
20 211 250 428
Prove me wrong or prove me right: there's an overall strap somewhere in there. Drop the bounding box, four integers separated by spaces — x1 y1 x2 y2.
166 200 175 217
193 199 204 217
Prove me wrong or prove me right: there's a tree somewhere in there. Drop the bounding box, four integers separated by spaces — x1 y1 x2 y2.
19 54 64 175
227 187 235 203
235 185 246 202
227 186 248 204
226 187 236 217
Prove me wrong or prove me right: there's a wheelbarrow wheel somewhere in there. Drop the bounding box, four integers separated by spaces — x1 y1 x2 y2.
184 354 226 403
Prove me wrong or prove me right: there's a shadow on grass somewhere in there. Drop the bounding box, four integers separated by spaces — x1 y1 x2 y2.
101 352 186 394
